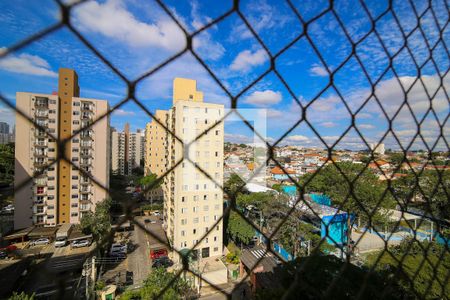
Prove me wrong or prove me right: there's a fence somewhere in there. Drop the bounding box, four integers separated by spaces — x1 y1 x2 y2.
1 0 449 299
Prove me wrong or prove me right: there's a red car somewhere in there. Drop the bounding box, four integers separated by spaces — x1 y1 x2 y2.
150 248 168 260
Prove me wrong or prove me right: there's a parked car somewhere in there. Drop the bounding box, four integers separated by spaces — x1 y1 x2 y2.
110 251 126 259
144 219 151 223
54 237 67 248
71 240 90 248
110 243 127 254
152 257 173 268
0 251 7 259
150 248 168 260
152 211 160 216
30 238 50 246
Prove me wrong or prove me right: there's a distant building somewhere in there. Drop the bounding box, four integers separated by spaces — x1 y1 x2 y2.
270 166 296 181
111 123 144 175
0 122 11 144
370 143 385 155
14 68 110 229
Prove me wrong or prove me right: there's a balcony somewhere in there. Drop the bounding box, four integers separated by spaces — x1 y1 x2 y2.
80 159 92 166
80 150 92 157
35 97 48 107
80 130 93 140
34 159 47 167
80 141 92 148
34 177 47 186
35 140 48 147
35 130 47 138
35 109 48 118
34 200 46 206
80 186 91 193
81 112 93 120
80 205 91 211
34 149 47 157
34 209 46 215
81 103 93 111
35 120 48 127
80 195 91 202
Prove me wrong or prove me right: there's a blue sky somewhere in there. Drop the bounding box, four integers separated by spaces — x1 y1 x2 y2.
0 0 448 150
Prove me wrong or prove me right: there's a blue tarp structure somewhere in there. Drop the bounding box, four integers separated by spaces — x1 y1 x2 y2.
281 185 297 197
321 213 352 245
310 194 331 206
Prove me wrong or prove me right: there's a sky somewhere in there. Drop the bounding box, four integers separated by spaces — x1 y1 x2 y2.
0 0 449 151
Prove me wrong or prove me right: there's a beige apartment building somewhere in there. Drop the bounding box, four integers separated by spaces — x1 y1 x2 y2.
111 123 144 175
146 78 224 262
14 68 110 229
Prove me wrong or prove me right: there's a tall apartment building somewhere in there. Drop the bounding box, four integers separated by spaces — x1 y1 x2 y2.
111 123 144 175
14 68 110 229
144 110 168 201
0 121 13 144
146 78 224 262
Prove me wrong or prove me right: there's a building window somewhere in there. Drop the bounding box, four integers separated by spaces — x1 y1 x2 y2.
203 195 207 201
72 185 78 189
193 229 196 234
193 217 199 224
215 151 218 157
214 247 218 252
181 208 187 214
193 195 199 201
72 175 78 180
71 213 78 217
72 194 78 199
181 219 187 225
204 216 209 222
73 102 80 106
214 204 220 210
193 206 198 213
181 230 185 237
203 206 209 211
72 148 79 152
49 100 56 104
205 238 208 244
73 111 80 115
202 247 210 258
214 215 218 221
181 196 185 202
214 236 217 242
73 120 80 125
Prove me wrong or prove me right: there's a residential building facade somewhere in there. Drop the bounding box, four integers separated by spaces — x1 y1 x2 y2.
14 68 110 229
147 78 224 262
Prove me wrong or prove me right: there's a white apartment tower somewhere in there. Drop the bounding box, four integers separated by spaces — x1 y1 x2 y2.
14 68 110 229
147 78 224 262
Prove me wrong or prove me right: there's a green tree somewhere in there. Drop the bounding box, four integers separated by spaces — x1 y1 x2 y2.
299 162 395 226
0 143 14 185
80 198 111 247
120 268 194 300
392 170 450 220
227 211 254 245
8 292 35 300
224 173 248 198
366 239 450 299
255 255 409 300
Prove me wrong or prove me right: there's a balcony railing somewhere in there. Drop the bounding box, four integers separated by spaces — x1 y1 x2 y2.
35 140 48 147
34 178 47 186
35 110 48 118
34 159 47 167
35 98 48 107
81 103 93 111
35 150 47 157
80 141 92 147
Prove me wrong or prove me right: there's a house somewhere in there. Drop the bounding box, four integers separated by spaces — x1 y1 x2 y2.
270 166 296 181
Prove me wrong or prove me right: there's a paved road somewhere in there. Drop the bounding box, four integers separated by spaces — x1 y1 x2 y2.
127 216 151 286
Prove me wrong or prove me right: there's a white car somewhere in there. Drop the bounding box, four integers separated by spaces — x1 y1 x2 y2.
110 243 127 254
54 237 67 248
71 240 90 248
30 238 50 246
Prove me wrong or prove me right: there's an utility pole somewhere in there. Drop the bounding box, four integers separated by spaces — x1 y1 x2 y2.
84 262 90 300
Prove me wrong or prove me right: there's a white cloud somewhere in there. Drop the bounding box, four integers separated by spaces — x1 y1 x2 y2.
358 124 375 129
243 90 282 107
112 109 135 116
320 121 336 128
310 64 328 77
230 49 268 72
286 135 309 142
73 0 185 50
0 48 57 77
